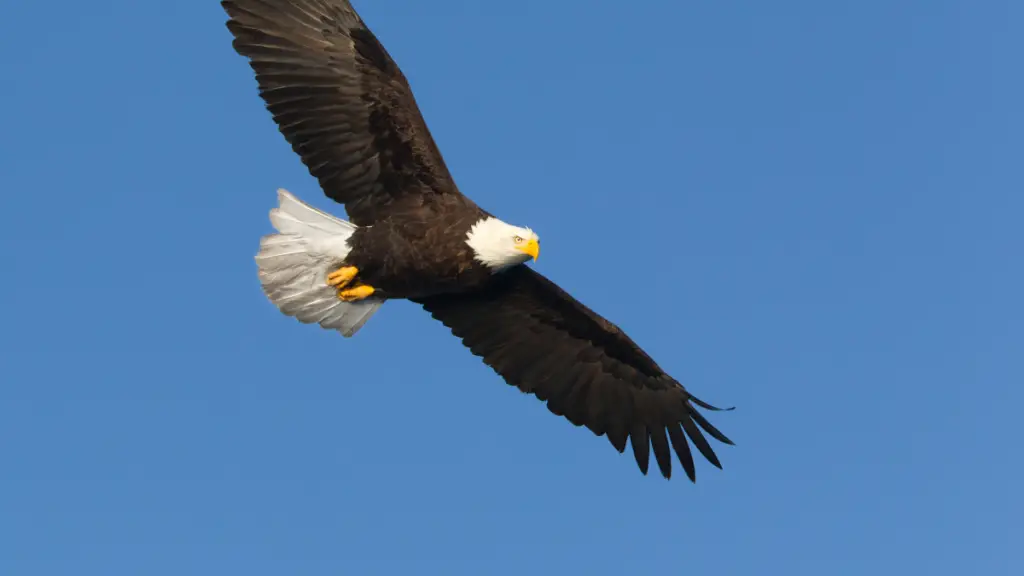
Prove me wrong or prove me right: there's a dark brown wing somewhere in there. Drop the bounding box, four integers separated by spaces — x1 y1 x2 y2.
415 266 735 481
222 0 472 225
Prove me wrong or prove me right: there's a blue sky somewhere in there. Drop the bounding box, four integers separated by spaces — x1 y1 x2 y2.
1 0 1021 574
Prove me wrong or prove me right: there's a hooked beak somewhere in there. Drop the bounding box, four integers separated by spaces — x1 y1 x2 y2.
518 238 540 261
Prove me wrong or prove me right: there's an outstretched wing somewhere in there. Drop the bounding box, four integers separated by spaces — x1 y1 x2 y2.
222 0 471 225
415 267 734 481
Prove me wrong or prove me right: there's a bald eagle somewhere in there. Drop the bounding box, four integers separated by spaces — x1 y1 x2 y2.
222 0 734 481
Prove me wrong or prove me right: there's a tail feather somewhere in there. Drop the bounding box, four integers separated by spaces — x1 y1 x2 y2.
255 189 383 338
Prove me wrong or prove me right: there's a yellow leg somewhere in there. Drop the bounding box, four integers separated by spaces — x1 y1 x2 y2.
337 284 376 302
326 266 359 289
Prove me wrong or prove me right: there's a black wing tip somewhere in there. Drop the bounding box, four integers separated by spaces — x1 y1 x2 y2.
689 395 737 412
683 467 698 483
705 451 725 469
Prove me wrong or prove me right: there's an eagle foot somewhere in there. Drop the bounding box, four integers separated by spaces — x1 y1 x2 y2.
337 284 376 302
326 266 359 289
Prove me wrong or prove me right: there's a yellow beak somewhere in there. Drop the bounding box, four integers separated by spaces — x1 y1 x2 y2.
518 238 540 261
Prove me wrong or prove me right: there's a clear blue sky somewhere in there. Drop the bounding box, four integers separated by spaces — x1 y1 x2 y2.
1 1 1020 574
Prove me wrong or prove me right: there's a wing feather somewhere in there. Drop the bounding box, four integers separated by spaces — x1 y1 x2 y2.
416 266 734 480
222 0 473 225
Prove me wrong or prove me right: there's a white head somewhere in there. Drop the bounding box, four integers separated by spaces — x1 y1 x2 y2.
466 217 540 272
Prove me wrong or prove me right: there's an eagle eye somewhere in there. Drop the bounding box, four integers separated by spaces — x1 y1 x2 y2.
513 235 524 244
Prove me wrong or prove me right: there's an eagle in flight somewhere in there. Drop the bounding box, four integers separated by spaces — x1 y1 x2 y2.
222 0 734 481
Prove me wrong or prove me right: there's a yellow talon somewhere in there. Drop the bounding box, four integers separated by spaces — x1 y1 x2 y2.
327 266 359 288
337 284 376 302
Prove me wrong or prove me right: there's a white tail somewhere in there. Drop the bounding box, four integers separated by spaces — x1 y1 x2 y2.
255 189 383 337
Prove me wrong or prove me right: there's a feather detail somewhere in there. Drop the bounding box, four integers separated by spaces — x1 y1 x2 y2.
255 189 383 337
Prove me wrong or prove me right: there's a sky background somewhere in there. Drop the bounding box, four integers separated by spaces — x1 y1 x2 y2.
1 0 1021 574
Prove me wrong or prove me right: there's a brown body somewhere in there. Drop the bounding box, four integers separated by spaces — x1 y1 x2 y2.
346 201 495 299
